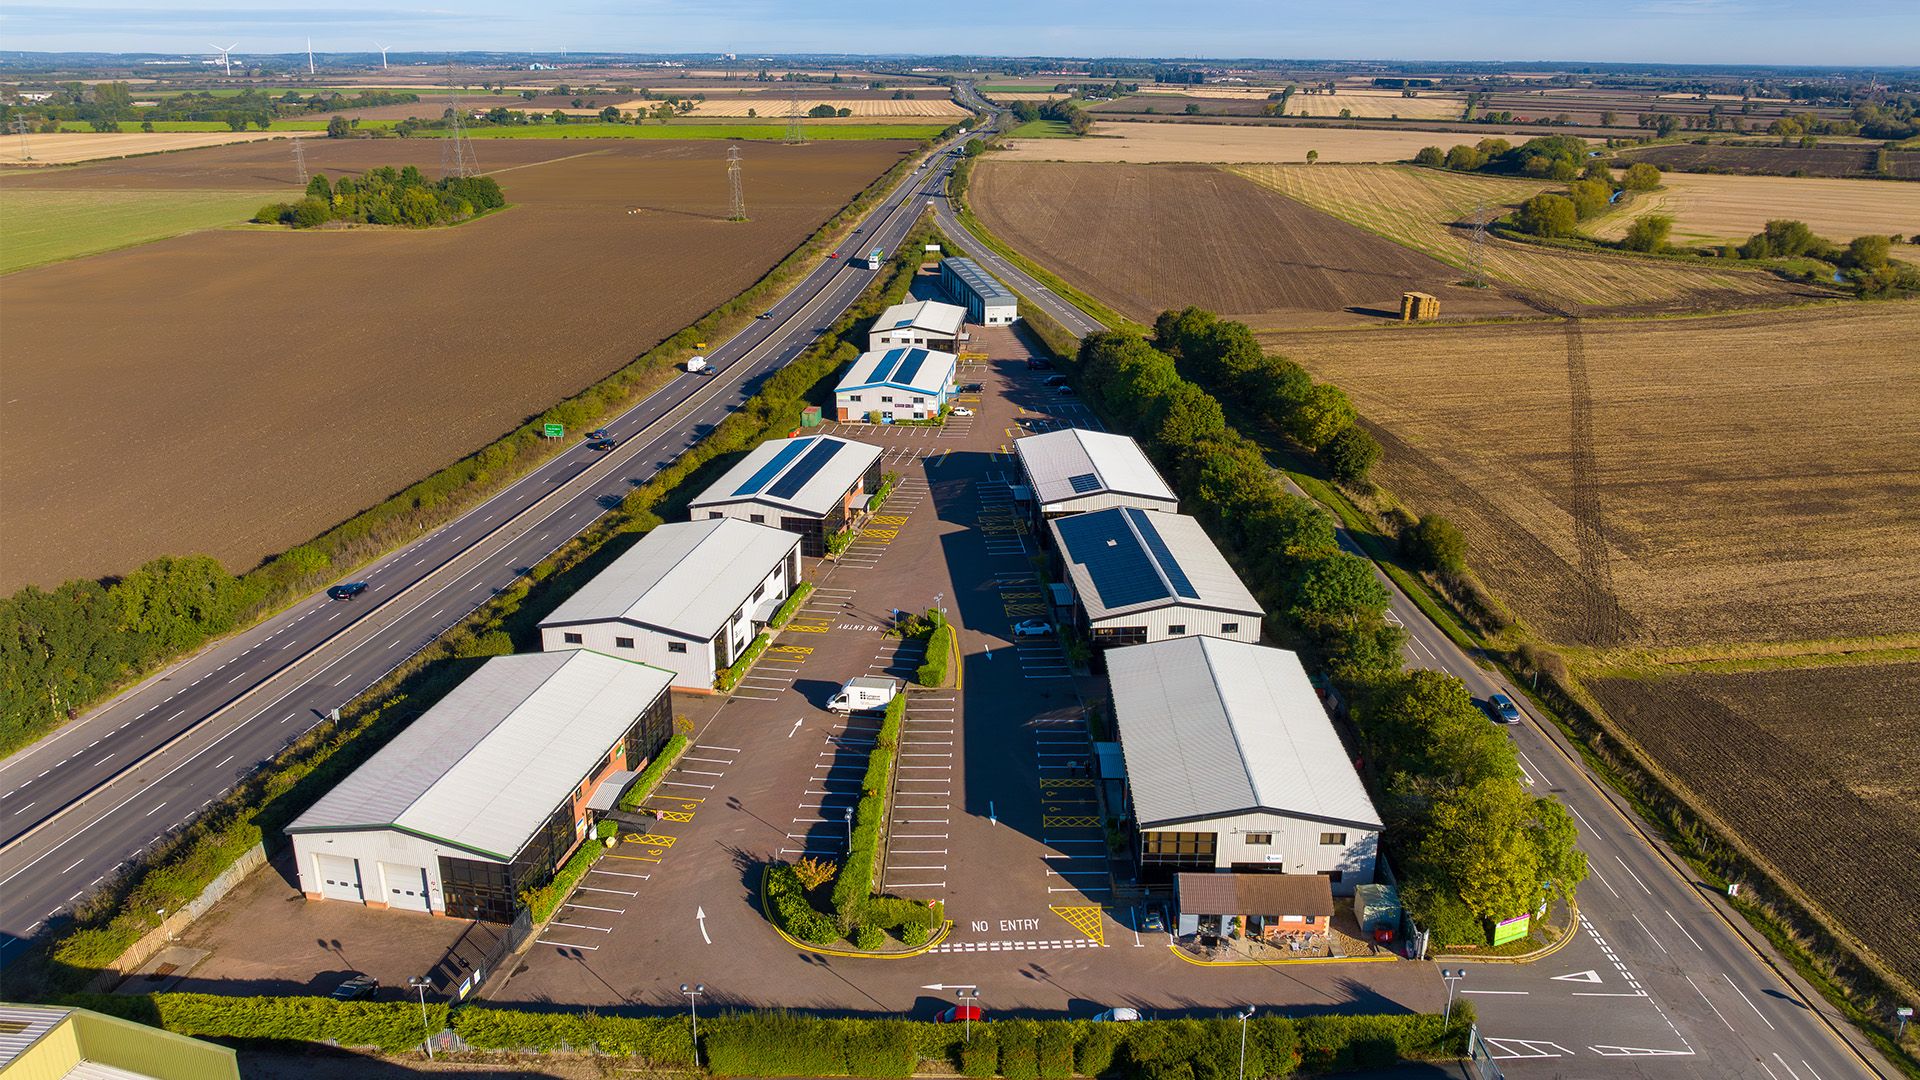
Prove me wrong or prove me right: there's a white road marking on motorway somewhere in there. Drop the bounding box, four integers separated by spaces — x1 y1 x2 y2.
1664 909 1704 950
1614 855 1654 895
1630 912 1668 954
1774 1053 1804 1080
60 859 84 873
226 672 246 684
1586 860 1623 898
143 801 166 816
1723 973 1775 1029
10 802 34 815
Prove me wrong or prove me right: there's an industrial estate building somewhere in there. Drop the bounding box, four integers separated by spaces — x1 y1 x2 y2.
834 345 958 423
1015 428 1179 526
939 256 1018 325
538 518 802 690
0 1002 241 1080
689 434 884 557
868 299 967 352
1047 507 1262 649
1104 636 1381 893
286 650 676 922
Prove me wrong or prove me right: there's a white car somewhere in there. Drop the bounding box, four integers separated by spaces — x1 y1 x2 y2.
951 406 975 417
1093 1007 1140 1023
1011 619 1053 638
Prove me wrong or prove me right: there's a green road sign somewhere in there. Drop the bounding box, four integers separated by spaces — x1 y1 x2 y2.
543 423 564 438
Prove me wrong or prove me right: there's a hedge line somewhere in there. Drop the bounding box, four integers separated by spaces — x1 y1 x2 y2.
770 582 816 629
15 199 948 1003
616 732 689 813
831 694 905 920
0 128 945 762
717 631 773 691
916 619 954 688
68 994 1470 1075
522 824 610 923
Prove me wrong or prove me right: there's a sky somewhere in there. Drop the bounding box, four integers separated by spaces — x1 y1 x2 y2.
1 0 1917 68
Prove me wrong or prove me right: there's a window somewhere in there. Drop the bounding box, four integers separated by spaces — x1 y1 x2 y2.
614 637 635 649
563 632 583 645
1242 832 1272 846
667 642 688 654
881 395 894 404
1168 624 1186 636
750 514 765 523
848 394 862 403
1319 832 1348 846
913 396 926 403
1320 870 1344 884
1139 831 1216 874
708 511 724 519
1221 622 1240 635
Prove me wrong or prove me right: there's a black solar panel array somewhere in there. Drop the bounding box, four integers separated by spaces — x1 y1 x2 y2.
1056 511 1171 611
1126 508 1199 599
1066 472 1102 494
766 438 846 500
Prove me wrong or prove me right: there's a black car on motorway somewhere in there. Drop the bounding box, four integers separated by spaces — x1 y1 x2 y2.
326 582 369 601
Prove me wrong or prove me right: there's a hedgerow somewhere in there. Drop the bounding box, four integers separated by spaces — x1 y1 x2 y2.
616 733 689 813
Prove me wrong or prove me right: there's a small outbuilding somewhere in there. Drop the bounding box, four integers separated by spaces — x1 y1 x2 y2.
868 299 967 352
1176 871 1335 940
1047 508 1261 649
286 650 676 922
539 517 802 689
834 346 957 423
688 434 883 557
1015 428 1178 528
939 256 1018 325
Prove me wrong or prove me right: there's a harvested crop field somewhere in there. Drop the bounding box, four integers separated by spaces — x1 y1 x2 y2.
1585 172 1920 248
0 137 914 591
1591 662 1920 995
992 121 1450 164
1618 141 1920 181
1135 87 1467 120
0 130 320 166
1269 304 1920 648
1232 163 1825 313
970 160 1532 328
687 97 970 118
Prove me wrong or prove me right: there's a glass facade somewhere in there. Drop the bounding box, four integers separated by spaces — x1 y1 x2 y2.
1139 830 1217 882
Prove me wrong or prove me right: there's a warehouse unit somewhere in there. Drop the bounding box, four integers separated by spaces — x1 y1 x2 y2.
688 434 883 557
939 256 1018 325
286 650 676 922
538 518 802 689
1106 636 1381 893
834 345 958 423
1047 507 1262 650
1015 427 1178 528
868 298 967 351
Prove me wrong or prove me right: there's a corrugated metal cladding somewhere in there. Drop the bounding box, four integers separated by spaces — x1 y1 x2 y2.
287 650 675 861
1052 507 1259 620
1015 428 1178 510
539 518 800 639
1107 636 1382 830
941 256 1017 305
689 435 883 518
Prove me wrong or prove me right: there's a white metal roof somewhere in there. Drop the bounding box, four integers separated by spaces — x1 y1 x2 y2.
1015 428 1178 510
286 650 674 861
1107 637 1381 831
872 299 966 337
941 256 1018 306
539 518 799 639
836 346 958 396
688 434 882 517
0 1003 67 1069
1048 508 1260 621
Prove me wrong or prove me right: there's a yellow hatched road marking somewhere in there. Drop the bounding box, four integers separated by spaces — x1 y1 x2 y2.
1042 815 1100 829
656 810 694 822
785 624 827 633
862 528 898 540
1051 905 1106 946
1044 777 1094 788
644 793 703 804
770 645 814 655
870 514 908 525
623 833 678 847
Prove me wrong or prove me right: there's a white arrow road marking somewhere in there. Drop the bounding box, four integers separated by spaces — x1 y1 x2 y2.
1552 969 1603 983
696 906 711 945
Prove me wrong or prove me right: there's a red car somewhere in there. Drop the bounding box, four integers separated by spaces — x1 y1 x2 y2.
937 1005 985 1023
828 252 841 259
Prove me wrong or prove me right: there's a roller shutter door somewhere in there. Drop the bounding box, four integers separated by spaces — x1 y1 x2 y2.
380 862 431 913
314 853 363 903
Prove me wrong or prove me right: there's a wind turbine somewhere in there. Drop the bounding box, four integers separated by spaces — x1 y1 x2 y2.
307 38 315 76
210 42 237 76
375 43 390 70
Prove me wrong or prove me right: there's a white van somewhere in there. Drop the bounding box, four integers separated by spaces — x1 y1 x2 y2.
828 676 900 714
685 355 709 374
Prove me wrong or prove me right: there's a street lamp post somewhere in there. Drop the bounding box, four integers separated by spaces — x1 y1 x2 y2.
840 807 852 848
406 976 433 1060
956 988 980 1043
1237 1007 1255 1080
681 983 706 1065
1442 969 1467 1026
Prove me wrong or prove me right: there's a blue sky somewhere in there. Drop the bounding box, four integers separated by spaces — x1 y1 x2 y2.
1 1 1916 68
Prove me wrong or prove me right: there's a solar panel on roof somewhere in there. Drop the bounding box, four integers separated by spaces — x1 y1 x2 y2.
766 438 846 500
893 348 928 386
867 348 905 385
732 438 814 496
1056 512 1171 611
1126 508 1200 600
1067 472 1102 494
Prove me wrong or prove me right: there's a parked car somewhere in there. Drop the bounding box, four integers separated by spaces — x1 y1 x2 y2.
326 582 369 601
1011 619 1053 638
588 439 618 452
330 973 378 1001
1093 1007 1140 1023
1043 375 1069 387
1141 908 1165 933
1055 384 1077 395
937 1005 986 1023
960 382 985 393
951 406 975 417
1026 358 1053 370
1486 693 1522 724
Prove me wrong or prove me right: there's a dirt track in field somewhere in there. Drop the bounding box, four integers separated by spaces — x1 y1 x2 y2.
970 160 1531 328
0 137 913 590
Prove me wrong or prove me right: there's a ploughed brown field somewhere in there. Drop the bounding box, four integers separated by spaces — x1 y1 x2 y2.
1591 662 1920 996
0 137 914 591
1268 304 1920 649
969 160 1532 327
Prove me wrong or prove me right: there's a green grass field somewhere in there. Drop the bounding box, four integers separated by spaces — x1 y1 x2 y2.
428 123 941 141
54 119 370 132
0 188 272 274
1005 119 1076 139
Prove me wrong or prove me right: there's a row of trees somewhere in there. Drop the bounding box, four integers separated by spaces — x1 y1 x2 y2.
1008 97 1092 135
0 84 417 133
254 167 505 229
1069 316 1587 944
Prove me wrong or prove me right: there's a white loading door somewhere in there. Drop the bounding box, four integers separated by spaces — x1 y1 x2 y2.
380 862 431 913
314 853 364 903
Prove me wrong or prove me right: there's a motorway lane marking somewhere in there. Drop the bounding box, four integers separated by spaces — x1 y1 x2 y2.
142 802 166 816
9 802 33 815
60 859 83 874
